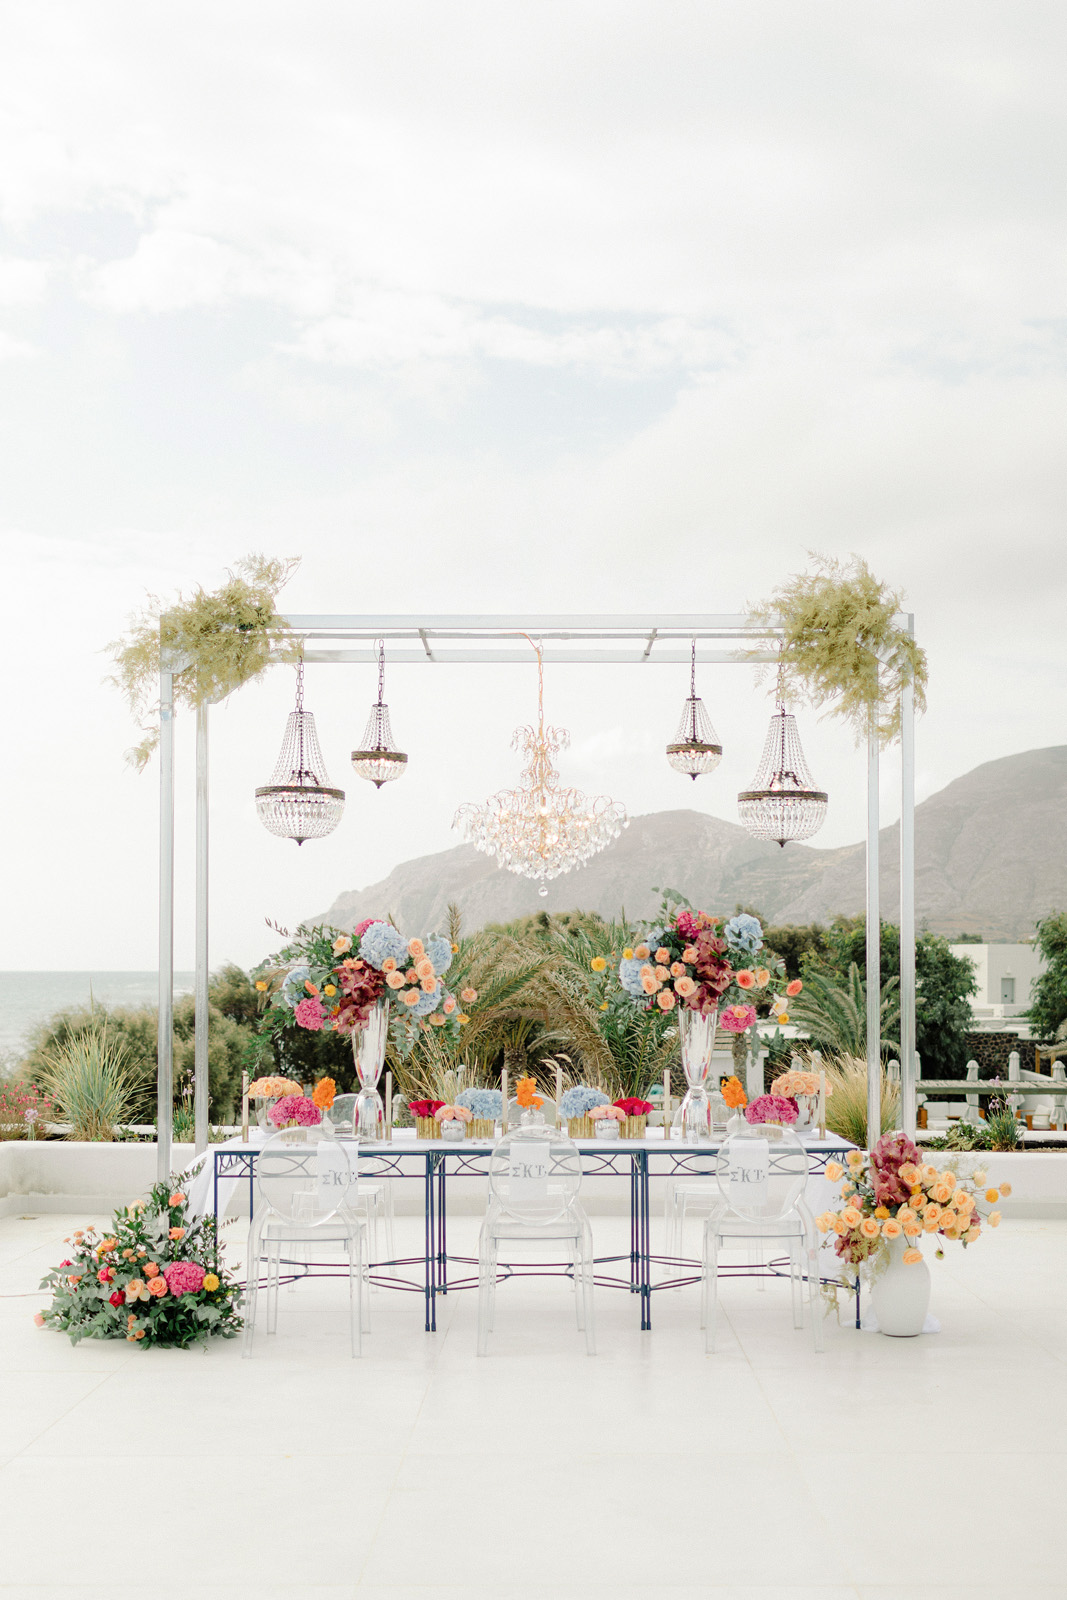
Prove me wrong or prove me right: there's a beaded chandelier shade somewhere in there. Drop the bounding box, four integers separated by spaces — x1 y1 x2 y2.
453 643 627 896
352 639 408 788
255 659 345 845
666 640 722 779
737 668 827 847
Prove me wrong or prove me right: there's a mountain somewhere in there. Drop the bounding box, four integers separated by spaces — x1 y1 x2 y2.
311 746 1067 941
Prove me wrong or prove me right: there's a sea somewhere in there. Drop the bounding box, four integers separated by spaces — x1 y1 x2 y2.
0 972 195 1065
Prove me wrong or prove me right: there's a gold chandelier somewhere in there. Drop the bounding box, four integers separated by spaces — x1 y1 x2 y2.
453 641 627 896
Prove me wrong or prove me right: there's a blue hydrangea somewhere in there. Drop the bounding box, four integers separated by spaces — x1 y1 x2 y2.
411 982 442 1017
456 1087 502 1118
725 914 763 956
281 966 312 1005
426 935 452 975
358 921 410 970
619 957 648 999
560 1086 611 1117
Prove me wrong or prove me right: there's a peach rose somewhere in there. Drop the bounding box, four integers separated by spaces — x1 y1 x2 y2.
842 1207 862 1229
882 1219 903 1239
815 1214 831 1233
670 962 686 978
939 1171 957 1192
897 1207 915 1224
403 990 421 1006
754 968 770 987
681 946 697 963
825 1161 844 1182
902 1248 923 1266
415 957 435 980
641 974 658 995
443 995 456 1014
656 990 676 1011
655 948 671 965
147 1277 168 1297
860 1217 880 1239
634 944 650 960
460 987 478 1004
933 1184 952 1204
899 1164 919 1185
420 976 437 993
832 1216 849 1236
405 968 419 982
674 976 696 998
168 1191 186 1207
144 1262 160 1278
407 938 425 958
33 1311 45 1327
386 971 406 989
381 957 397 972
903 1223 922 1238
988 1211 1001 1227
125 1280 148 1302
168 1227 185 1241
923 1217 940 1233
964 1226 981 1243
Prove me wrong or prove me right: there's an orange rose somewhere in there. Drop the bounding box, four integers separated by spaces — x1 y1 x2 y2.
143 1262 160 1279
860 1217 880 1239
147 1277 168 1297
736 971 755 989
842 1208 862 1229
882 1219 903 1239
168 1227 185 1241
902 1248 923 1265
785 979 803 997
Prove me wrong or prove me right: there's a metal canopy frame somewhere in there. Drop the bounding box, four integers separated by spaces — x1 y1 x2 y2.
156 612 917 1177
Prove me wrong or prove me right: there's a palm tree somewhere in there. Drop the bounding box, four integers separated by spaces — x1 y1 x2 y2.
787 963 900 1058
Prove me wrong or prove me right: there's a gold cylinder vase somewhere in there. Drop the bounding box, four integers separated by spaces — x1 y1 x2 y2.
567 1116 596 1139
415 1117 437 1140
621 1116 647 1140
469 1118 495 1140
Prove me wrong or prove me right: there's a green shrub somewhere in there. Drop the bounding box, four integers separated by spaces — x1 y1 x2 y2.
37 1025 148 1141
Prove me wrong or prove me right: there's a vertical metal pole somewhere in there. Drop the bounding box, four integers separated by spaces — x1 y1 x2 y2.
157 662 175 1181
866 712 881 1151
194 700 209 1154
900 656 917 1141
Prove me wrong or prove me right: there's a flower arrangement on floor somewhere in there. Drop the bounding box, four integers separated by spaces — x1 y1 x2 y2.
455 1087 503 1139
815 1132 1011 1289
37 1182 242 1349
613 901 800 1024
745 1094 799 1127
560 1085 610 1138
256 921 476 1046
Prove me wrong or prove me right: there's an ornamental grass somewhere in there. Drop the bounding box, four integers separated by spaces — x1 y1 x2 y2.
38 1024 148 1142
821 1052 900 1148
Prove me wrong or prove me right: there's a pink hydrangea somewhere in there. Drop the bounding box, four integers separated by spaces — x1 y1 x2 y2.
162 1261 206 1296
293 996 325 1030
744 1093 799 1126
719 1003 757 1033
267 1094 322 1128
351 918 377 940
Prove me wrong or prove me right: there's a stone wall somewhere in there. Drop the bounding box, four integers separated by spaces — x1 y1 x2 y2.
963 1032 1036 1076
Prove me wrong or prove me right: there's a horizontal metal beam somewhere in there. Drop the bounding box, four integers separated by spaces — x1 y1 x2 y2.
282 613 777 632
303 648 781 665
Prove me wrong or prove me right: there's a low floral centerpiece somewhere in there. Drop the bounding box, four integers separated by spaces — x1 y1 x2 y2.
590 1103 625 1138
267 1094 322 1132
771 1068 831 1131
559 1086 611 1139
744 1093 799 1130
614 1097 653 1138
246 1075 304 1130
408 1099 444 1139
816 1132 1012 1335
434 1103 473 1141
455 1087 503 1139
37 1183 242 1349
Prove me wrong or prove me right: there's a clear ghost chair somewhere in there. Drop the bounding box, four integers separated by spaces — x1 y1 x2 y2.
322 1097 394 1266
478 1126 595 1356
702 1123 823 1354
243 1126 369 1357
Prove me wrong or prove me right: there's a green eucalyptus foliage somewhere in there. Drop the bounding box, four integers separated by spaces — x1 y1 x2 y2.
109 554 301 768
753 554 928 746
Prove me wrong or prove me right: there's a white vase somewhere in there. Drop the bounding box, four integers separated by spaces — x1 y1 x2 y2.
870 1233 931 1337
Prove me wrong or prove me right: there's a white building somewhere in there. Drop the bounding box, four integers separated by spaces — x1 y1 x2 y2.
948 942 1045 1037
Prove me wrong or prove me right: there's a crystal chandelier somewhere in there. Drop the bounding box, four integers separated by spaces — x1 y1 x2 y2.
453 644 627 897
737 663 827 847
351 639 407 788
666 640 722 779
255 658 345 845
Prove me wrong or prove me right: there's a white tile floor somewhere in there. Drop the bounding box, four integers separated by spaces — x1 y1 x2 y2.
0 1206 1064 1599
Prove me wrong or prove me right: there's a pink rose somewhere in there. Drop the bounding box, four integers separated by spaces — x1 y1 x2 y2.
33 1312 45 1327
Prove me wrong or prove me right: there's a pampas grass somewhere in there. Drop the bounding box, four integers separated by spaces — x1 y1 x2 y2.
38 1025 148 1141
821 1052 900 1148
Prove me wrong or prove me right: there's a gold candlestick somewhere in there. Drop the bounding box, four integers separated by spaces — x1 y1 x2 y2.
385 1070 392 1141
501 1069 508 1134
555 1064 563 1131
818 1069 826 1140
241 1070 249 1143
663 1067 671 1140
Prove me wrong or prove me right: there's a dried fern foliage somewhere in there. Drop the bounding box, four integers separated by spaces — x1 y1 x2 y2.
753 554 928 745
109 554 301 768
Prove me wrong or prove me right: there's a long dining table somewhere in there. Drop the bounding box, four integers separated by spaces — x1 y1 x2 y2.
186 1128 855 1332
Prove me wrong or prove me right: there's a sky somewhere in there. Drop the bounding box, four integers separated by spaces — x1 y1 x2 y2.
2 1 1065 971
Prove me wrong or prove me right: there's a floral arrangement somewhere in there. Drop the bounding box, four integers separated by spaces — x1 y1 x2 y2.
311 1077 336 1110
614 1098 653 1118
816 1133 1011 1286
435 1104 473 1124
590 1104 625 1122
409 1099 445 1120
720 1076 748 1110
772 1069 831 1099
0 1081 55 1141
559 1086 610 1119
256 921 476 1046
745 1094 799 1127
456 1088 503 1120
515 1076 543 1110
614 901 799 1025
267 1094 322 1129
247 1075 303 1099
37 1182 242 1348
